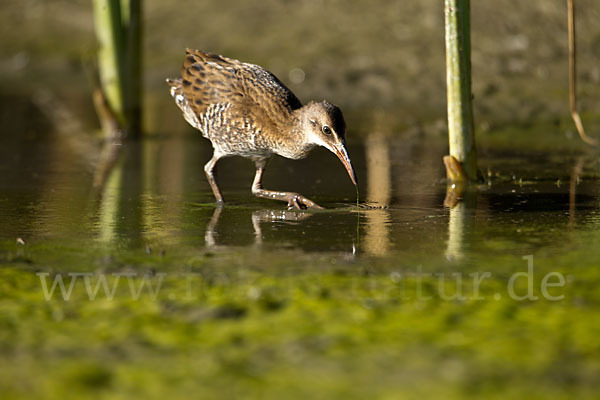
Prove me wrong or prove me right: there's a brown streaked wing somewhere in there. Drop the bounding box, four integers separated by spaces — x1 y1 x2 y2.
179 50 241 118
180 49 302 125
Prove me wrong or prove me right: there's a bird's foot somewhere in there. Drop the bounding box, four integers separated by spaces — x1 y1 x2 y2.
287 194 323 210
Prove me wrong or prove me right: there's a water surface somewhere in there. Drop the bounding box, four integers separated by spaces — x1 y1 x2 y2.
2 120 600 399
2 126 599 264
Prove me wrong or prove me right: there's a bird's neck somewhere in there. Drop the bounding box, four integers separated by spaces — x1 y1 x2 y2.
271 109 316 160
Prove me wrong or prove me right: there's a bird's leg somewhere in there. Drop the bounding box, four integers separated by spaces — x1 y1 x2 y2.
251 159 323 210
204 153 224 204
251 211 263 245
204 206 223 247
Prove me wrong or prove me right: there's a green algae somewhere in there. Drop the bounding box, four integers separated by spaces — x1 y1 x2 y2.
2 233 600 399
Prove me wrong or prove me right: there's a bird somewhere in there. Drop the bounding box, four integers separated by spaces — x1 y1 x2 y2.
166 49 356 209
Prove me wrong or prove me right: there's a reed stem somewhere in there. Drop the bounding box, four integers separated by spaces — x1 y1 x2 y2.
444 0 478 182
92 0 143 137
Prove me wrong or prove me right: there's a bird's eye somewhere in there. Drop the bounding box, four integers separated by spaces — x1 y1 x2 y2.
322 125 332 135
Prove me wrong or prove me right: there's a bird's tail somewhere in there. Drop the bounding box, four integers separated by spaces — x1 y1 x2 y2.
166 78 182 99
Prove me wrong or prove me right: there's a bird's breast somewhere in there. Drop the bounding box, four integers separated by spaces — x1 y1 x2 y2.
272 141 316 160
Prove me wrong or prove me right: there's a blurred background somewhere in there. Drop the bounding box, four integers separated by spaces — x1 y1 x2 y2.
2 0 600 135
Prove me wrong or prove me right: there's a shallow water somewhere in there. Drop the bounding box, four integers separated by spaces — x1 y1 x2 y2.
1 126 599 263
3 118 600 399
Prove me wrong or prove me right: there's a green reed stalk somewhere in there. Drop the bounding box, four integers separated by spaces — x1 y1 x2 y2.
93 0 142 136
444 0 478 182
93 0 125 125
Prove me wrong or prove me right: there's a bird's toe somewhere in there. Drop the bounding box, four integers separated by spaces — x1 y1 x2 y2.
288 195 323 210
287 196 306 210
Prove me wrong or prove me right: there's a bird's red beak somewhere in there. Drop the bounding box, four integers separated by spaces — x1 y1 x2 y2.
333 143 357 186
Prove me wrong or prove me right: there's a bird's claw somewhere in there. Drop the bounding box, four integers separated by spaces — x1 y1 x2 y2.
287 194 323 210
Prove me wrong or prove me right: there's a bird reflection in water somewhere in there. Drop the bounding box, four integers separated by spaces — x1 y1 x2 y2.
204 206 312 248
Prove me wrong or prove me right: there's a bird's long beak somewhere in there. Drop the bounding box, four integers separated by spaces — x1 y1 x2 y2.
332 143 357 186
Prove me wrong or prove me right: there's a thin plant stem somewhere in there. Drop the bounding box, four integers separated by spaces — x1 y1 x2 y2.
568 0 597 146
93 0 125 128
444 0 478 182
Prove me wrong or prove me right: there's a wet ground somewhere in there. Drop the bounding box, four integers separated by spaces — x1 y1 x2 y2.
2 112 600 398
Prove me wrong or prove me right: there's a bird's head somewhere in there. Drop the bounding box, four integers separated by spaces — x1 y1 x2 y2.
300 101 357 186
